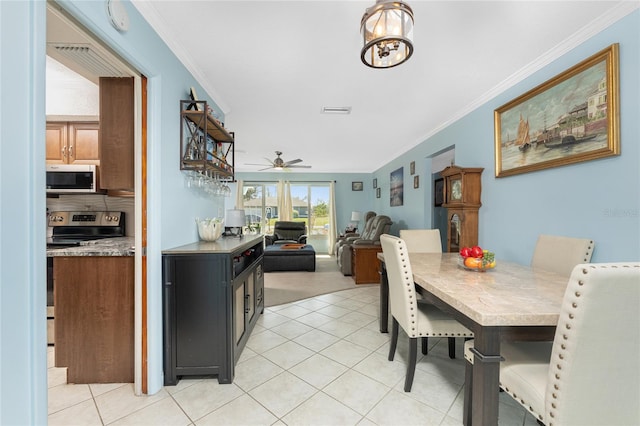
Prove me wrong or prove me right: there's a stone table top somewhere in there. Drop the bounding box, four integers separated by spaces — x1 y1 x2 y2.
383 252 568 327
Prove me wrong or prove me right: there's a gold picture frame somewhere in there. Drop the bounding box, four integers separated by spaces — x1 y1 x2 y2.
494 43 620 178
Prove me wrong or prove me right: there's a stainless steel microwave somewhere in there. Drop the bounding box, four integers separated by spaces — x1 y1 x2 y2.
46 164 99 193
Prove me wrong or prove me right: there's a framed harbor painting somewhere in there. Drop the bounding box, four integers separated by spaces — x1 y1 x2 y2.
494 44 620 178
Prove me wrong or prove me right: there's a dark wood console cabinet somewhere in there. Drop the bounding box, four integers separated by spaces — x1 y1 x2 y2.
162 236 264 385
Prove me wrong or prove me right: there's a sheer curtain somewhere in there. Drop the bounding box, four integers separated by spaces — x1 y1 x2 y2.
329 181 337 255
276 180 287 221
234 179 244 210
284 181 293 221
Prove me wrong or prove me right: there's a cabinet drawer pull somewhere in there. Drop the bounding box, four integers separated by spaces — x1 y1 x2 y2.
245 294 251 313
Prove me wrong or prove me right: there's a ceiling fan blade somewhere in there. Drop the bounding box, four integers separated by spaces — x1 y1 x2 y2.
286 165 312 168
283 158 303 166
258 166 274 171
245 163 273 166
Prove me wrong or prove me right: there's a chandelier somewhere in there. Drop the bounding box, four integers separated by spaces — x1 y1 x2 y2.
360 0 414 69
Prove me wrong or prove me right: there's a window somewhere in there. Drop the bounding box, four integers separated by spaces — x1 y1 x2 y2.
243 181 332 253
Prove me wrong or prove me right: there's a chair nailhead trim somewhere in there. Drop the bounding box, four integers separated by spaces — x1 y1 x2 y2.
575 291 581 297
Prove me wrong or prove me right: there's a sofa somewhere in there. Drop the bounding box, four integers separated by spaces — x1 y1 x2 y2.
264 221 307 246
337 215 392 275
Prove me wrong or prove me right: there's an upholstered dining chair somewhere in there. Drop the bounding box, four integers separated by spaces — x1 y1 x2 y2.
398 229 458 359
399 229 443 253
380 234 473 392
464 262 640 425
531 234 595 277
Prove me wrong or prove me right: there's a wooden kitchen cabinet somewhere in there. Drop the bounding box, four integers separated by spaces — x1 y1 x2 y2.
351 244 383 284
46 121 99 165
99 77 134 190
54 256 134 383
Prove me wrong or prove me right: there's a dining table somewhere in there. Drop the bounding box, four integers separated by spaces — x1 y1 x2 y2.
377 252 568 426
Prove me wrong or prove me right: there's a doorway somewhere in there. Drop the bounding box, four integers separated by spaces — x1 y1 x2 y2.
46 3 147 394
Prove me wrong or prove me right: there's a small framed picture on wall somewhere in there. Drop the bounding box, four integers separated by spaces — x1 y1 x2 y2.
373 178 377 188
413 175 419 189
410 161 416 175
376 187 381 198
352 181 363 191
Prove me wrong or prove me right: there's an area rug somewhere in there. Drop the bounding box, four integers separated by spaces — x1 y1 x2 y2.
264 255 374 307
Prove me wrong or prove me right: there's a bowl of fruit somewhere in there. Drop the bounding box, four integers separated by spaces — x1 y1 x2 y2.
458 246 496 272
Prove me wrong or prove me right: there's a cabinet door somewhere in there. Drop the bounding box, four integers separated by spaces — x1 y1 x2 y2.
54 256 134 383
246 271 255 321
99 77 134 190
234 280 246 347
68 122 99 165
46 122 67 164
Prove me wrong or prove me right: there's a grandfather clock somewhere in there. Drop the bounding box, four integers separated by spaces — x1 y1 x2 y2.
441 165 484 253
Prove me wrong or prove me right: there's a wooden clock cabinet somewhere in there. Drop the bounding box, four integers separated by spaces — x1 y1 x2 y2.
440 165 484 253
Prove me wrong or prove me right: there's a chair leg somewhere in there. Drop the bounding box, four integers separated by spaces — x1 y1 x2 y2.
388 317 399 361
405 337 418 392
448 337 456 359
422 337 428 355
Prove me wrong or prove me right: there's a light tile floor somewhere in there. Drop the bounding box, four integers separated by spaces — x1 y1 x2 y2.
48 285 537 425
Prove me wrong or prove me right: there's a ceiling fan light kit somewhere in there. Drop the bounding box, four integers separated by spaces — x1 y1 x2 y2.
360 0 414 69
245 151 312 171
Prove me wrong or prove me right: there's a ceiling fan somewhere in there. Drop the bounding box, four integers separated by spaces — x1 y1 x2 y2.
245 151 312 171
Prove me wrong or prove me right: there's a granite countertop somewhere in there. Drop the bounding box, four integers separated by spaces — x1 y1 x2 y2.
47 237 135 257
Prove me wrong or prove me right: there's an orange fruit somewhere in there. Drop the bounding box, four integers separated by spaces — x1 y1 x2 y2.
464 257 481 269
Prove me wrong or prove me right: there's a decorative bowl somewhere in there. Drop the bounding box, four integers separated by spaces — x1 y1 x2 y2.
458 255 496 272
196 218 224 241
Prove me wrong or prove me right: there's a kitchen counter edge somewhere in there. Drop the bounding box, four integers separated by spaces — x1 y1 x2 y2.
47 237 135 257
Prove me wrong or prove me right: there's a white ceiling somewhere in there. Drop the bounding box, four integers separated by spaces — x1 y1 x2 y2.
129 2 634 173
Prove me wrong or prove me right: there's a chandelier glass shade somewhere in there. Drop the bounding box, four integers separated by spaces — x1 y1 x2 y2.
360 0 414 68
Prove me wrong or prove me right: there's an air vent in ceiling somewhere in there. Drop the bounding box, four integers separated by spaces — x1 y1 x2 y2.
48 43 130 78
321 106 352 114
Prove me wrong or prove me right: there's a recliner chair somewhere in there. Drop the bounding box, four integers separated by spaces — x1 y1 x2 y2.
264 221 307 246
334 211 376 257
337 215 392 275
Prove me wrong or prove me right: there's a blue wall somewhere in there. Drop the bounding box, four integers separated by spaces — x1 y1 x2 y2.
371 10 640 265
1 1 638 423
